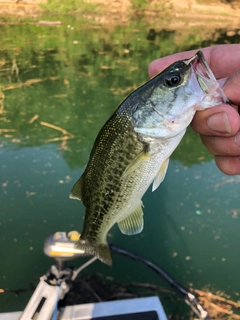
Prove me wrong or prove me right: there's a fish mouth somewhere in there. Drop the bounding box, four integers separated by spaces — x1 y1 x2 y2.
184 51 230 104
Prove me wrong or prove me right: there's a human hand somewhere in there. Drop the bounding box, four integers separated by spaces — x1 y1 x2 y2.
148 44 240 175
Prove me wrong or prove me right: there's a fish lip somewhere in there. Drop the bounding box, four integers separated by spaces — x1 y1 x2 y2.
192 51 216 87
183 51 213 94
185 51 230 104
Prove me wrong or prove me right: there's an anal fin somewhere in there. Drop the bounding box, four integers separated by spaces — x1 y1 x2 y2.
117 202 144 235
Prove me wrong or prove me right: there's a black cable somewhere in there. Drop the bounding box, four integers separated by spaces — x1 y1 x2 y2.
110 244 211 320
110 244 189 297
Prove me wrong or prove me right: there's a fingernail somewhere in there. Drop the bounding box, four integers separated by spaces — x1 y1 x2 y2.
207 112 231 134
234 131 240 148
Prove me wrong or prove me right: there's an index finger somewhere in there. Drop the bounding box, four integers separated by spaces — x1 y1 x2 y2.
148 44 240 80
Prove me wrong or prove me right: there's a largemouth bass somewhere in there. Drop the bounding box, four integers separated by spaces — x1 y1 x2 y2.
70 51 229 266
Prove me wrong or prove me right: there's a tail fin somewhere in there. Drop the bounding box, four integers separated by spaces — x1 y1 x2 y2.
76 239 112 266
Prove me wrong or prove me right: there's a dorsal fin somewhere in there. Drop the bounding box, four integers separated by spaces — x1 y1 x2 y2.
117 202 144 235
70 175 84 200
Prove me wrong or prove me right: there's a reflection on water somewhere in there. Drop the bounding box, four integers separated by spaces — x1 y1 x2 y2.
0 17 239 315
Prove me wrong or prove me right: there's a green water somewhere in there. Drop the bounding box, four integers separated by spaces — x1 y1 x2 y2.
0 16 239 315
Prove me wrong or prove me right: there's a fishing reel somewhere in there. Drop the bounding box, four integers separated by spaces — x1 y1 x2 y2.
44 231 88 270
19 231 94 320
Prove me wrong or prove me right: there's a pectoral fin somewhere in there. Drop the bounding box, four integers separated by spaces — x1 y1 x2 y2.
121 149 150 180
117 202 144 235
152 158 169 192
70 175 84 200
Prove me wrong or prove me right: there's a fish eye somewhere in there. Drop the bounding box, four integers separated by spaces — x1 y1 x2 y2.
165 74 182 87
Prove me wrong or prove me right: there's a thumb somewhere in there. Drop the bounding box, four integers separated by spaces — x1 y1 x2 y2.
222 70 240 106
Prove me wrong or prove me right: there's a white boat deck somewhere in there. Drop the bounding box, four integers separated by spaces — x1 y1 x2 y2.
0 296 168 320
